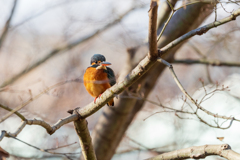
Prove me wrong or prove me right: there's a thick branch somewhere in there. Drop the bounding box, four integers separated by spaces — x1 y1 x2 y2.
148 0 159 60
74 118 96 160
146 144 240 160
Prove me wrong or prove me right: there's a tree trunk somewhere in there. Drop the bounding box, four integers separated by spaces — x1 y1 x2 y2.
92 3 214 160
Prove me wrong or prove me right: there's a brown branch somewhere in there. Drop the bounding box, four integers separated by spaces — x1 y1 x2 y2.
146 144 240 160
148 0 159 60
74 116 96 160
0 4 145 88
0 104 26 121
173 59 240 67
0 0 18 50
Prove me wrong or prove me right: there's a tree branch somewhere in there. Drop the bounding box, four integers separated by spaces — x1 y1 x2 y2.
0 79 82 123
0 104 26 121
158 58 238 126
158 8 240 56
173 59 240 67
146 144 240 160
74 116 96 160
148 0 159 60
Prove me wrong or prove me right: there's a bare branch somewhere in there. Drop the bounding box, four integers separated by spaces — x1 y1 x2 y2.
158 58 239 126
0 104 26 121
6 135 80 159
0 79 82 123
146 144 240 160
173 59 240 67
148 0 159 60
0 0 18 50
157 0 214 42
74 116 96 160
158 8 240 56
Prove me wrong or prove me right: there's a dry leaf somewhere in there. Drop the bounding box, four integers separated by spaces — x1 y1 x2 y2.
217 137 224 141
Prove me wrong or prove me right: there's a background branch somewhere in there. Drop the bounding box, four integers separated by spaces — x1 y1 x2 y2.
0 4 145 88
173 59 240 67
146 144 240 160
0 0 18 51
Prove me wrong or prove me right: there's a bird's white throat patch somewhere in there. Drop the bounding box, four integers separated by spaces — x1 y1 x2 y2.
96 65 107 70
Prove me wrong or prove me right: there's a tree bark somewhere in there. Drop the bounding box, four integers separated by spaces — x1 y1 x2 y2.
146 144 240 160
74 118 97 160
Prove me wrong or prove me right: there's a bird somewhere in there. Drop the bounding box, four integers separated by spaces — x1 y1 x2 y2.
83 54 116 106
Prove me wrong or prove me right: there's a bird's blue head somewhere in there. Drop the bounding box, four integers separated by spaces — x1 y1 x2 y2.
90 54 111 66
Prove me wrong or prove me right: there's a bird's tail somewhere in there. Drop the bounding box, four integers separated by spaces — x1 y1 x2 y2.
107 98 114 106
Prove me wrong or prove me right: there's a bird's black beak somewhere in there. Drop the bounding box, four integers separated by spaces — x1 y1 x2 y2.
101 62 111 66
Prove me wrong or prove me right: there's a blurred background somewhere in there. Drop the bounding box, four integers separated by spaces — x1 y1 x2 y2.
0 0 240 159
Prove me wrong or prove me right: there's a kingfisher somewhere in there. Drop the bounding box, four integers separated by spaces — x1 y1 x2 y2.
83 54 116 106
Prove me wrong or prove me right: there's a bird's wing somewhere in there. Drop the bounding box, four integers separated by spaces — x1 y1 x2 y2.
106 67 116 86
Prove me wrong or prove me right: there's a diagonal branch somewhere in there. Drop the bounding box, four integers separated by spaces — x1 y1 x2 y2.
0 104 26 121
158 8 240 56
0 0 18 50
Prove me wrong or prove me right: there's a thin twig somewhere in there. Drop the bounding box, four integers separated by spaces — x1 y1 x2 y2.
158 58 237 128
0 79 81 123
158 8 240 56
173 59 240 67
0 104 26 121
156 0 214 42
7 135 80 159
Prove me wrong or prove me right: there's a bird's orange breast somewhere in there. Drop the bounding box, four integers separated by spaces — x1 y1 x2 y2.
83 67 111 97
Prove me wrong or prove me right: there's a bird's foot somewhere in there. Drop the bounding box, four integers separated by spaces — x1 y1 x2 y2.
94 94 102 104
94 97 97 104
